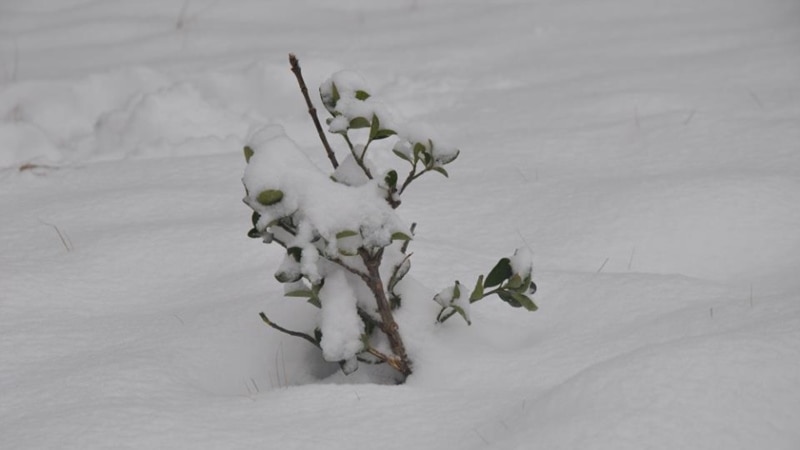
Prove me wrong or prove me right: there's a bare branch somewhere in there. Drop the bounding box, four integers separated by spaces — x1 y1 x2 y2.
358 248 412 376
260 313 320 348
288 53 339 169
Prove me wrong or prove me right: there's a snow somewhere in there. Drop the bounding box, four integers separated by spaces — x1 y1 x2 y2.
2 0 800 449
242 124 407 251
318 271 364 363
509 247 533 279
434 280 472 325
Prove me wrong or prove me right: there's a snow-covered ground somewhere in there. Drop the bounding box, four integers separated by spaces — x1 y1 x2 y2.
2 0 800 448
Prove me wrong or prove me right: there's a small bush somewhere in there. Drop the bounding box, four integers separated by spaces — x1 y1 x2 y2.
242 55 537 382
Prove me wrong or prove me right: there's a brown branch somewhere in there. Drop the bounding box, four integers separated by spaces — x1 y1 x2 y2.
358 248 412 377
328 255 371 283
288 53 339 169
260 312 320 348
362 344 407 374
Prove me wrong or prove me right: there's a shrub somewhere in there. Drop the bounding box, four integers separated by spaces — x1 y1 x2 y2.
242 55 537 382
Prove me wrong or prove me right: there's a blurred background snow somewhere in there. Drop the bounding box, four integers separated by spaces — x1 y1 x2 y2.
1 0 799 448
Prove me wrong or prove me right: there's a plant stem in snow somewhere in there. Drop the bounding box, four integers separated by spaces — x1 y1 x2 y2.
358 248 412 376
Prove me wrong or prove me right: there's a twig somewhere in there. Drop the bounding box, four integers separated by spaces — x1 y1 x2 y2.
398 164 423 195
627 247 635 271
473 429 489 445
747 89 764 110
260 312 320 348
329 255 370 283
362 343 407 374
516 229 533 253
39 219 72 252
19 163 58 173
683 109 696 125
288 53 339 169
596 257 609 273
250 377 260 393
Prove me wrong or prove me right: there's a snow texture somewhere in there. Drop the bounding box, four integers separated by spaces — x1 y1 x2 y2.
509 247 533 279
318 271 365 363
2 0 800 449
242 125 407 252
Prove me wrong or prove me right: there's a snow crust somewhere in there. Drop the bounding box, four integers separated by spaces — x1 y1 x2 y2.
2 0 800 449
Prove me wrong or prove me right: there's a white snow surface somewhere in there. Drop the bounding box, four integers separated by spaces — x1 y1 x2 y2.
2 0 800 449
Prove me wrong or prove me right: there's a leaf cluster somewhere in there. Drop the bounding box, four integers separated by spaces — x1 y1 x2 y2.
436 252 538 325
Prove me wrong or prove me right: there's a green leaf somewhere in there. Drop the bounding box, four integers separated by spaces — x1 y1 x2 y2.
485 258 512 288
497 290 521 308
336 230 359 239
388 258 411 293
243 146 254 163
314 328 323 344
509 291 538 311
369 114 381 140
431 166 449 178
384 170 398 189
331 83 340 104
355 90 370 100
521 274 532 292
413 142 427 158
256 189 284 206
247 228 261 239
469 275 485 302
373 128 396 140
275 271 302 283
287 247 302 262
392 149 412 163
437 149 460 165
321 82 340 112
285 289 313 298
391 231 412 241
453 281 461 299
450 305 472 326
507 273 523 290
420 151 432 167
349 117 371 129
